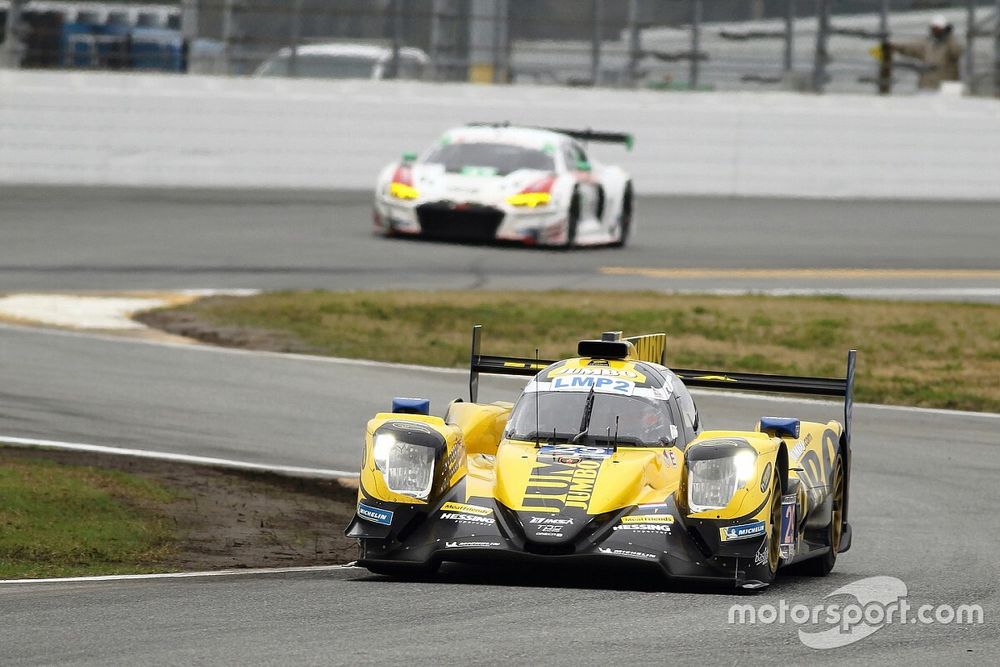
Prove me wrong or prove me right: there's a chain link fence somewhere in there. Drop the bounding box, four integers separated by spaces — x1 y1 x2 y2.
2 0 999 96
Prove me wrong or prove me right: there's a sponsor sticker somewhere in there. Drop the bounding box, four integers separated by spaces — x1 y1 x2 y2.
538 444 612 462
598 547 658 560
440 512 495 525
754 539 769 566
358 502 393 526
720 520 766 542
550 375 635 396
613 524 671 534
780 494 797 559
445 540 501 548
621 515 674 524
530 516 574 525
441 502 492 517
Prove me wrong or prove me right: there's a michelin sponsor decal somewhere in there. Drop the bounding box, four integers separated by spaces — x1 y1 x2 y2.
720 520 766 542
358 502 393 526
598 547 658 560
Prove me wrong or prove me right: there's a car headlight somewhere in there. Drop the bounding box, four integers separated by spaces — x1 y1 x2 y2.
372 431 435 499
687 439 757 513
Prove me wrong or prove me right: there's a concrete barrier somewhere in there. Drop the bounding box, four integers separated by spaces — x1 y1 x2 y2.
2 70 999 199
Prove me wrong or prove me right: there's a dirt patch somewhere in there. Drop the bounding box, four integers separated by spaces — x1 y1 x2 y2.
0 447 360 572
137 308 319 355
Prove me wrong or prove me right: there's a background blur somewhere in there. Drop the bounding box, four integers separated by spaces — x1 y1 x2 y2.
2 0 999 95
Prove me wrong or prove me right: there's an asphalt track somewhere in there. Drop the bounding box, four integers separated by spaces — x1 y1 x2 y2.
1 186 999 300
1 187 998 664
1 323 998 665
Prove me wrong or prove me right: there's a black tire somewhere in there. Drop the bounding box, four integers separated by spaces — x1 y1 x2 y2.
562 190 580 249
759 484 783 585
800 454 844 576
611 182 633 248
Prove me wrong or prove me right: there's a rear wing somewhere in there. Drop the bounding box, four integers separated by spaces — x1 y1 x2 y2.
466 122 633 151
467 324 856 449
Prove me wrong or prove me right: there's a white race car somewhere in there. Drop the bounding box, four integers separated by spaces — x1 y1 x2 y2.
373 124 634 247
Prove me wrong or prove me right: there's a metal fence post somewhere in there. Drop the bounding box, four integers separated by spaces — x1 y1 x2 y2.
221 0 237 74
288 0 303 78
591 0 603 86
783 0 795 73
690 0 702 89
965 0 975 93
491 0 508 83
2 0 29 68
813 0 830 93
627 0 641 87
389 0 403 79
995 0 1000 97
878 0 891 95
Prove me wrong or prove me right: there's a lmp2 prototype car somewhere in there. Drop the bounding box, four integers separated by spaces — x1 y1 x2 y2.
372 123 634 247
346 327 857 589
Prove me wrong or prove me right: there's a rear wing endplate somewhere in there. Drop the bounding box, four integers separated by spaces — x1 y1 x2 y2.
468 325 856 449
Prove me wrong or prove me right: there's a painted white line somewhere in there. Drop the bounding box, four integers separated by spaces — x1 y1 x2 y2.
662 288 1000 300
0 564 360 586
0 436 360 479
1 320 997 421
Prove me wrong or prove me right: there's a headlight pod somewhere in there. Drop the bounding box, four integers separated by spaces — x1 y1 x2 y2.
686 438 757 513
371 422 444 500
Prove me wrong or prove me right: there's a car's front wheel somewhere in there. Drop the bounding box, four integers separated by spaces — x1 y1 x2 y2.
800 454 844 576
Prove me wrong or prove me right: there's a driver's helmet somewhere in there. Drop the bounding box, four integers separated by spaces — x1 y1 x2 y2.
638 402 668 439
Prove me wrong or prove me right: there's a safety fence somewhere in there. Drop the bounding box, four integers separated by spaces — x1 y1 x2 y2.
2 0 1000 96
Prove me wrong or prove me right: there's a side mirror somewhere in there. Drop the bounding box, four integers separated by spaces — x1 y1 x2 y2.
576 160 591 172
402 151 418 162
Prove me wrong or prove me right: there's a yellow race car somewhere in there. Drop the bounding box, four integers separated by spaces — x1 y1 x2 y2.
346 326 856 589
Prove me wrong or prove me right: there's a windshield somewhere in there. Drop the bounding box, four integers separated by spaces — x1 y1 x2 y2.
256 54 377 79
505 390 679 447
423 142 555 176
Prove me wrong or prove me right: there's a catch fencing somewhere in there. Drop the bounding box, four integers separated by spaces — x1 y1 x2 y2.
1 1 1000 95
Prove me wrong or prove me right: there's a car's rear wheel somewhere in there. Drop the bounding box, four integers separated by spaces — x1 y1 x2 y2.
800 454 844 576
562 190 580 249
612 182 633 248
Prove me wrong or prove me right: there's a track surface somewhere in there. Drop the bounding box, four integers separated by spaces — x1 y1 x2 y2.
1 186 999 299
1 323 998 665
1 187 998 664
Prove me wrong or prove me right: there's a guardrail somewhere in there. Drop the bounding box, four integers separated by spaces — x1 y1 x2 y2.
2 70 999 200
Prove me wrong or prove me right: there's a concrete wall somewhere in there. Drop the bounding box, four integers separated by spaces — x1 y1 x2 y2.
2 70 999 199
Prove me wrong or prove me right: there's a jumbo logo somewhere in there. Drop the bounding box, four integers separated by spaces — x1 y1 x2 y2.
522 456 602 512
549 367 644 380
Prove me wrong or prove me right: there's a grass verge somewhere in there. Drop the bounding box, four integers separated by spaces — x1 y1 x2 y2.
0 455 176 579
138 290 1000 413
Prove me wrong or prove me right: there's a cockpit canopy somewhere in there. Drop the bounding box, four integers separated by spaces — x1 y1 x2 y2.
505 379 680 447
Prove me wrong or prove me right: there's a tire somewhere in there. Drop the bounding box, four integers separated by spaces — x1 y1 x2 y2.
562 190 580 249
759 484 783 585
611 182 633 248
800 454 845 576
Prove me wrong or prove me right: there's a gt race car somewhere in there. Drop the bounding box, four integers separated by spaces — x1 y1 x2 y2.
346 327 857 589
372 124 634 247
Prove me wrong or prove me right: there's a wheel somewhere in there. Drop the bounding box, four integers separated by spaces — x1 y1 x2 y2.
562 189 580 249
800 454 844 576
759 484 783 585
611 182 633 247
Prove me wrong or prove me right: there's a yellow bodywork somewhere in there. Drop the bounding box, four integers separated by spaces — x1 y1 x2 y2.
359 399 843 525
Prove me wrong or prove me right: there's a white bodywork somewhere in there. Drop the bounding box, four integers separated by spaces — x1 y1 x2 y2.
373 125 633 247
